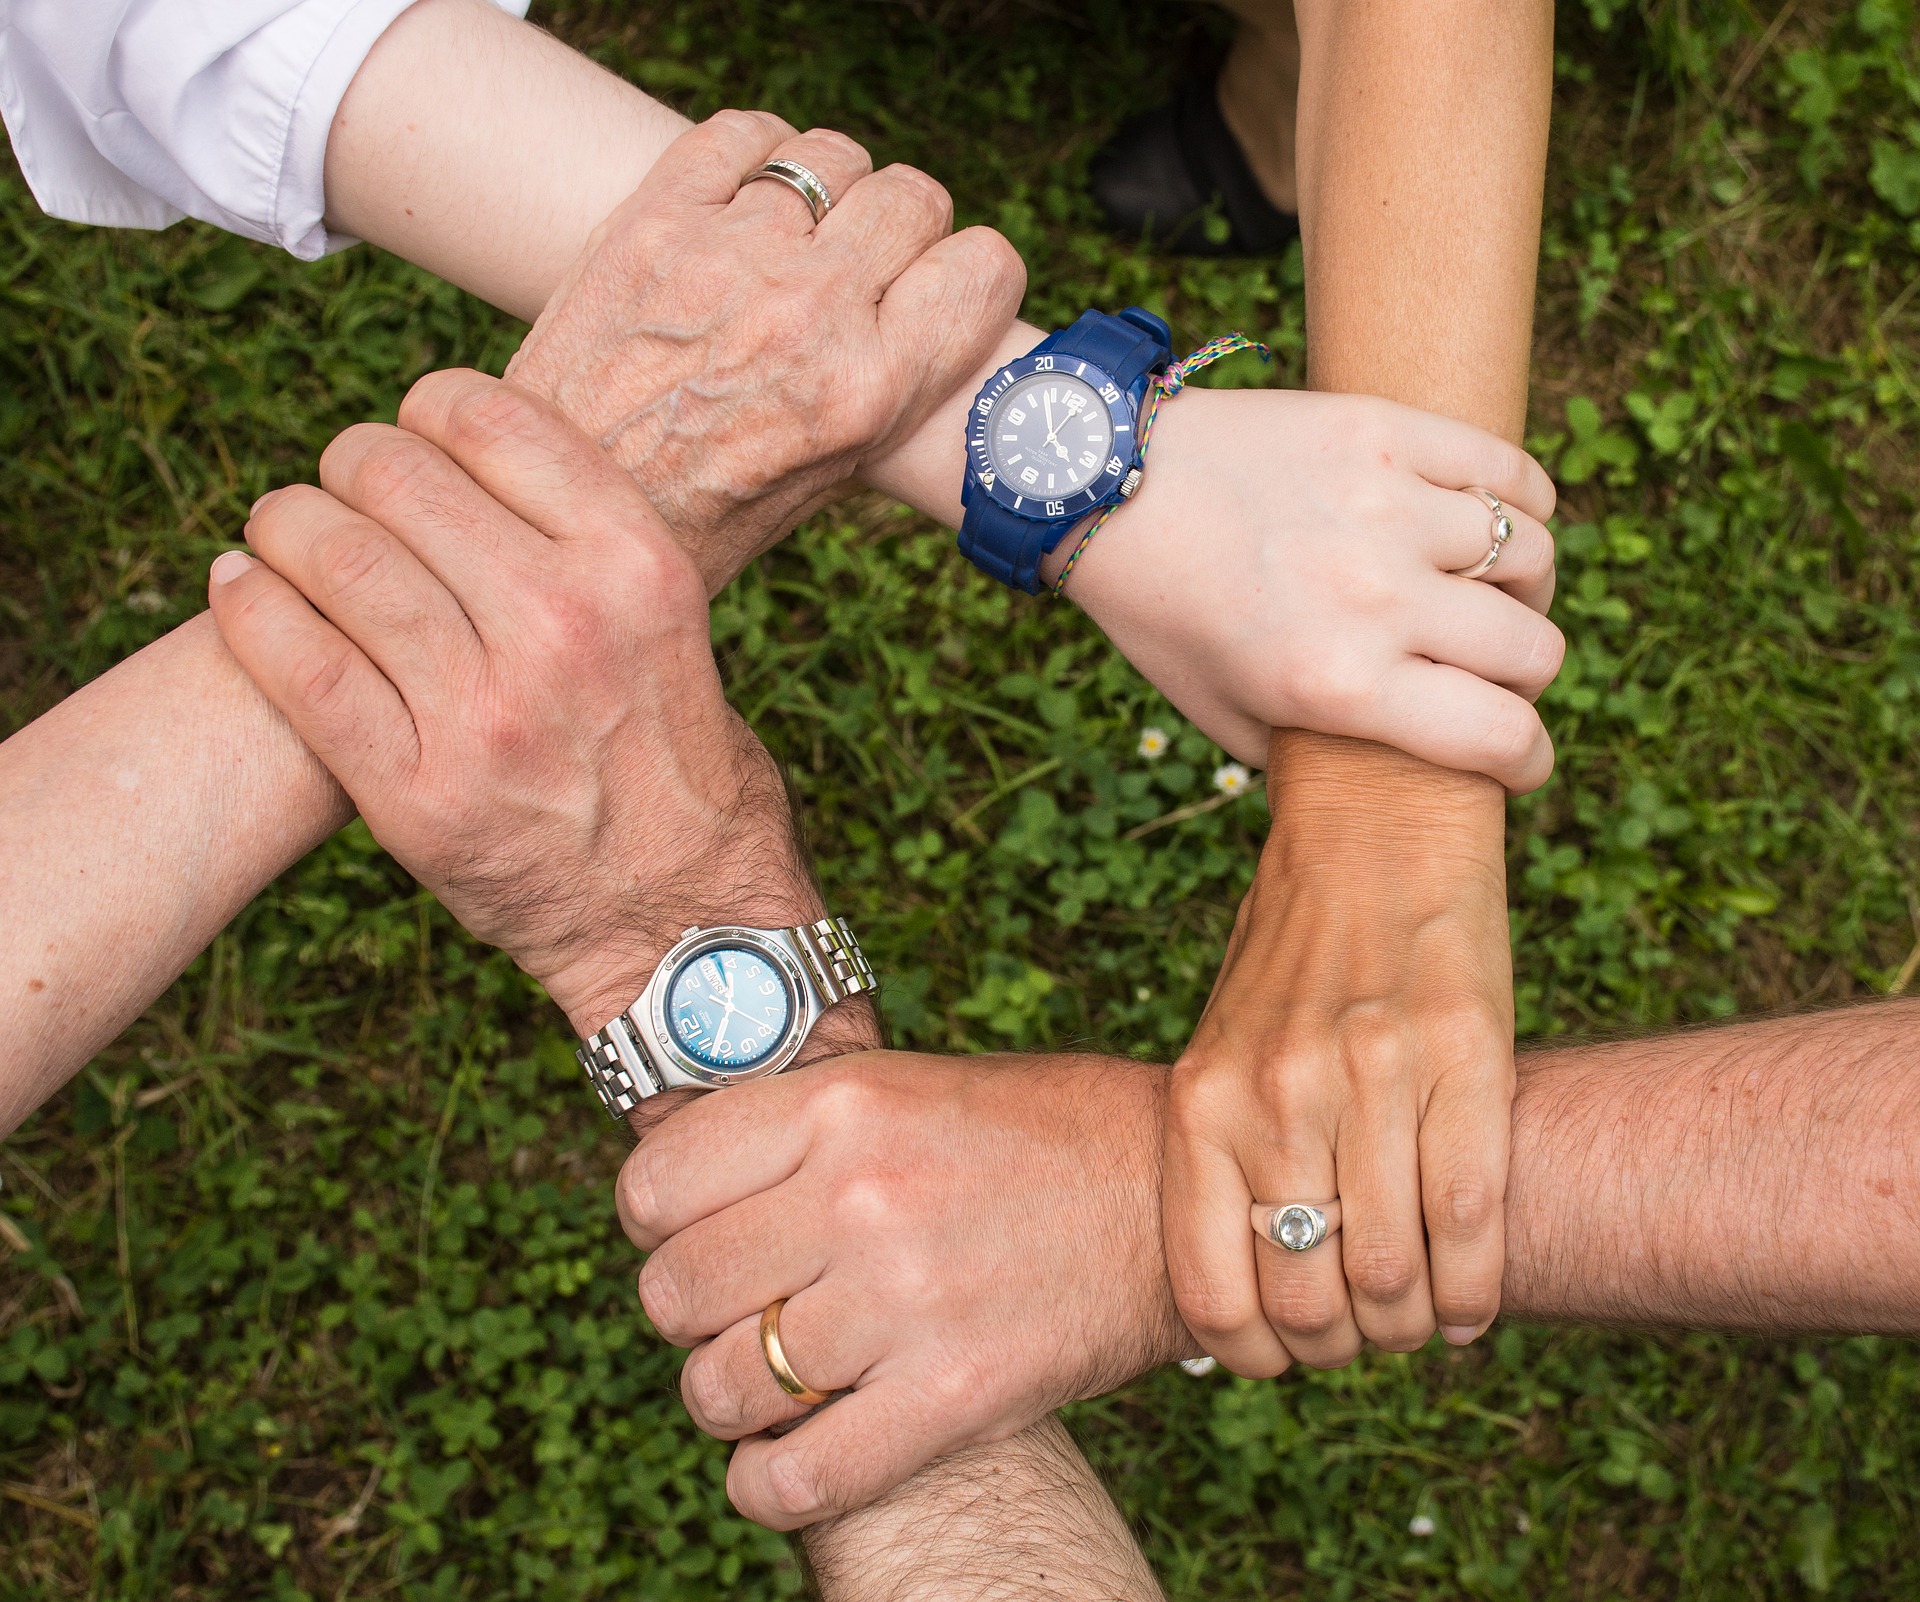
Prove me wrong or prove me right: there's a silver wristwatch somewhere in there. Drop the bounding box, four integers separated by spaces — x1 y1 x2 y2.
576 918 876 1119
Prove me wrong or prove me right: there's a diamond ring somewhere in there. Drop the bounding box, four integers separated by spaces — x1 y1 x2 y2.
1252 1200 1341 1253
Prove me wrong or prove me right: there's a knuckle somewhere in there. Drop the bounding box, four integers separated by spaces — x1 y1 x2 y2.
1169 1259 1256 1342
1479 698 1546 778
290 639 357 713
828 1172 898 1237
530 587 613 661
440 377 541 460
806 1064 887 1130
1337 1009 1409 1085
810 127 872 172
325 426 437 515
1263 1279 1346 1342
680 1348 736 1430
882 163 953 230
1428 1176 1500 1241
764 1447 835 1518
1342 1234 1422 1305
616 1158 659 1240
636 1258 689 1341
1512 615 1566 692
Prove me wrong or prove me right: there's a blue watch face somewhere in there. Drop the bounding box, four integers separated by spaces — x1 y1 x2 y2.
984 372 1115 499
968 353 1135 520
666 945 794 1071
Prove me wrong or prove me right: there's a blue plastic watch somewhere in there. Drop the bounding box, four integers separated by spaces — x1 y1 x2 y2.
958 307 1173 594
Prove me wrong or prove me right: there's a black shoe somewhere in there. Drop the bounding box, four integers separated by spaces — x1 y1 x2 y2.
1088 78 1299 257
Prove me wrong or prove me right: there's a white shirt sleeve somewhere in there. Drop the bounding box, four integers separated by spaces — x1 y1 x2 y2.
0 0 532 261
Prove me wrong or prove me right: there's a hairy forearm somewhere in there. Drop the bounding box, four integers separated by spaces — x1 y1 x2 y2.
804 1417 1164 1602
1503 1004 1920 1333
0 615 350 1134
1124 1004 1920 1351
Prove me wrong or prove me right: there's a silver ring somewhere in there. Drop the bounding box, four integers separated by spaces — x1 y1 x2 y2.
1253 1201 1337 1253
745 159 833 225
1449 487 1515 580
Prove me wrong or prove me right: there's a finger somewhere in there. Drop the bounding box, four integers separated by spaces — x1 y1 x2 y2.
870 226 1028 446
1420 1065 1511 1347
1411 576 1566 702
1242 1124 1363 1369
678 1284 882 1443
615 1073 814 1250
634 108 797 214
241 483 482 710
396 370 679 562
814 162 953 287
1334 1069 1437 1353
1424 488 1556 615
206 549 417 796
315 420 546 632
639 1179 829 1347
1162 1088 1295 1378
1398 408 1556 524
730 127 873 233
725 1379 962 1529
1357 661 1555 794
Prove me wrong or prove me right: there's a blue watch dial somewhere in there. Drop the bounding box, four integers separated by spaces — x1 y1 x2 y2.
967 352 1136 523
666 946 794 1070
984 372 1116 500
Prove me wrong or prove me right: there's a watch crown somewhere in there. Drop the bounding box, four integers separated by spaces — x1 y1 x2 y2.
1119 467 1144 500
681 925 699 938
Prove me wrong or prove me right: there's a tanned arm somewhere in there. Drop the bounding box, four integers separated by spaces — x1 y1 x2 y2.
1162 0 1559 1378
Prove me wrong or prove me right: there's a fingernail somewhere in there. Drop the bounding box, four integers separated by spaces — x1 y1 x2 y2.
1441 1324 1480 1346
209 550 255 585
250 491 273 515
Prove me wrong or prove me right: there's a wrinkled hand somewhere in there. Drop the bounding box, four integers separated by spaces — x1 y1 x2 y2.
207 372 820 1036
1040 385 1566 790
507 109 1024 595
616 1052 1189 1530
1164 731 1513 1376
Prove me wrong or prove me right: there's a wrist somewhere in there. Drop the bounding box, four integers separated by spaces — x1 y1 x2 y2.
857 321 1039 530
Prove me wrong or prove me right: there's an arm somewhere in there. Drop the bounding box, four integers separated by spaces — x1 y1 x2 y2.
0 0 1560 1127
624 1004 1920 1525
207 373 1161 1592
1161 0 1558 1375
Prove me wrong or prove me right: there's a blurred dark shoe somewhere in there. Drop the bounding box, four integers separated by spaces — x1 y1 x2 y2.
1088 78 1299 257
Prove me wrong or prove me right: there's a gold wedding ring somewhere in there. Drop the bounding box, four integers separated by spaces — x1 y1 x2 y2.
760 1298 831 1405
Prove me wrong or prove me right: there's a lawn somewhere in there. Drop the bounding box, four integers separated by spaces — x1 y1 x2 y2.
3 0 1919 1596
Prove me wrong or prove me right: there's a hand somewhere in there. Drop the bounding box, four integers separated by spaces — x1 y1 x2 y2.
1164 731 1513 1376
1043 385 1566 791
207 371 822 1037
615 1052 1190 1529
506 109 1025 596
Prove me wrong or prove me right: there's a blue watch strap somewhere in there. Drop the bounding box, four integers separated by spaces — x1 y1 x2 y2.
957 482 1058 592
1042 307 1172 395
957 307 1172 594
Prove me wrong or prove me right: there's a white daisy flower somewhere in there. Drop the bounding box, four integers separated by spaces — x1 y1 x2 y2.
1177 1356 1217 1377
1212 761 1253 796
1138 726 1170 760
1408 1515 1436 1538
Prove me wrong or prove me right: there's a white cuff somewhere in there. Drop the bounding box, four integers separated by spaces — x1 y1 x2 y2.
0 0 533 260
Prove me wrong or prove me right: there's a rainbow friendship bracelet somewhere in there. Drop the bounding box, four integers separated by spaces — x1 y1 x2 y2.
1049 332 1272 597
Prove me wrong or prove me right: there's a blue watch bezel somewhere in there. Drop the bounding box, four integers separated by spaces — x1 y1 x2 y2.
965 352 1138 522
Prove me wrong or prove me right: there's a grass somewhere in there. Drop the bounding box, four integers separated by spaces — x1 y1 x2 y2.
2 0 1918 1596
